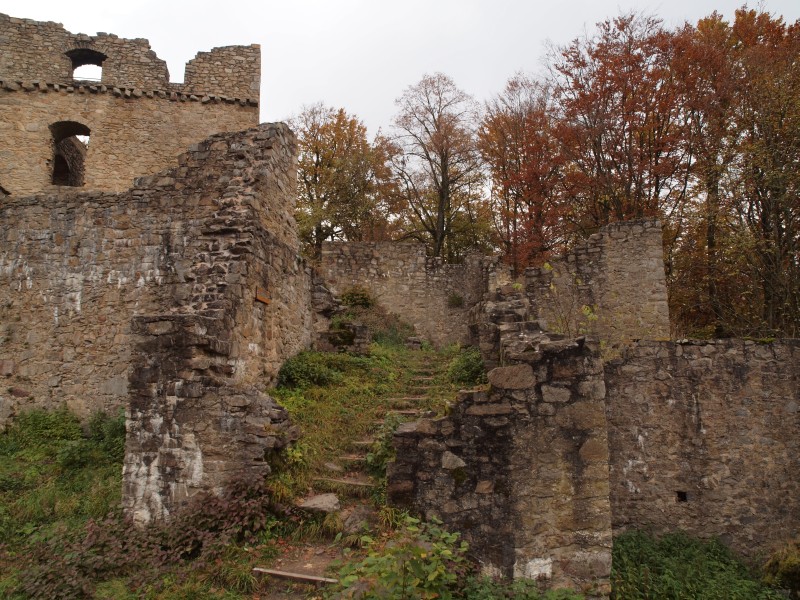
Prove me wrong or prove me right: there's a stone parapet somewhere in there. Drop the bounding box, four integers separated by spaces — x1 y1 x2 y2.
0 79 259 104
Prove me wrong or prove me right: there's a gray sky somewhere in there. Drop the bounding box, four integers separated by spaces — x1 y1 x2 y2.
3 0 799 134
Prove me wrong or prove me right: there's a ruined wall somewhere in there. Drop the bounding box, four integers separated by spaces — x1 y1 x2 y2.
605 339 800 558
0 123 310 423
318 243 499 346
392 274 799 592
183 45 261 99
389 336 613 595
525 220 670 346
0 13 259 196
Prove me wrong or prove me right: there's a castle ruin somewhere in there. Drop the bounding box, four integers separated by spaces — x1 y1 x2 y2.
0 13 797 595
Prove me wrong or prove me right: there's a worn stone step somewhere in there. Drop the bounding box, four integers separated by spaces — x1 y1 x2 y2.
337 454 366 464
313 476 375 489
387 408 425 416
351 439 375 449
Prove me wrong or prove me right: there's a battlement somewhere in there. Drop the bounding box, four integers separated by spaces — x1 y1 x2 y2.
0 13 260 197
0 13 260 100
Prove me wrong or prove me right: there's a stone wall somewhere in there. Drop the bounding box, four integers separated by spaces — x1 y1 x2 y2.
391 283 798 592
318 243 501 347
389 334 613 595
525 220 670 346
0 123 312 520
183 45 261 100
0 12 259 196
605 339 800 559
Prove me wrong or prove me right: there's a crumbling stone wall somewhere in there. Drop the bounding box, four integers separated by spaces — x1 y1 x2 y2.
605 339 800 559
0 123 312 521
318 243 501 346
389 334 613 595
183 45 261 99
0 13 259 196
389 331 800 592
525 220 670 345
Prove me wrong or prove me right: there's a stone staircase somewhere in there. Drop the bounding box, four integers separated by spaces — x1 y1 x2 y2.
471 285 564 370
255 348 454 593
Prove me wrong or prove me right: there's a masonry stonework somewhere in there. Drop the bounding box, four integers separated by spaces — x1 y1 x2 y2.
389 333 613 595
0 13 259 196
0 124 312 520
525 220 670 345
318 242 503 347
389 225 798 594
1 11 797 594
605 339 800 559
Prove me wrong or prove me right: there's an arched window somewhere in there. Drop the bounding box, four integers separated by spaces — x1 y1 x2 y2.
50 121 91 187
66 48 107 82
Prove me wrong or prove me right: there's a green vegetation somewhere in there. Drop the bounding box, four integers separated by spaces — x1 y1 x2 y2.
611 530 783 600
764 538 800 599
446 345 487 386
0 352 786 599
0 407 124 544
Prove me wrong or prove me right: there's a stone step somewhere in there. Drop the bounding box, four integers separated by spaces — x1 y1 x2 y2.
337 454 366 464
313 476 375 490
351 439 375 449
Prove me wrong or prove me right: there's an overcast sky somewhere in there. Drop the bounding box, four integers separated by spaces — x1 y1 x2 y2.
3 1 799 135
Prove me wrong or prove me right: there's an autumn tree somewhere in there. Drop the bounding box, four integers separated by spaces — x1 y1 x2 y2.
479 74 564 275
390 73 487 259
668 14 741 336
290 103 395 257
731 9 800 335
550 14 690 236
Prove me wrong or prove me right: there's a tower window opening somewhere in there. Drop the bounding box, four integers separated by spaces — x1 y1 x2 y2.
66 48 107 82
50 121 91 187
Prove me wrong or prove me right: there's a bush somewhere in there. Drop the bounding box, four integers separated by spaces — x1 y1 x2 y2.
447 293 464 309
611 530 784 599
341 286 374 308
331 516 470 599
461 577 584 599
447 346 486 386
278 351 343 388
764 538 800 598
0 406 82 454
14 475 281 599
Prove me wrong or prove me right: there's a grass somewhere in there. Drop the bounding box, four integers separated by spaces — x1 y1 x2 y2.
611 530 784 600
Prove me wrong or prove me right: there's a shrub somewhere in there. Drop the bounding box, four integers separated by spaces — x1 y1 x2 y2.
447 346 486 386
461 576 584 599
611 530 784 599
447 293 464 309
764 538 800 598
278 351 342 388
331 516 470 599
366 414 403 480
14 475 281 599
341 286 374 308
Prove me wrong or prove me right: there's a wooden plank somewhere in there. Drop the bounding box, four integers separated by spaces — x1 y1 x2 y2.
253 567 337 585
